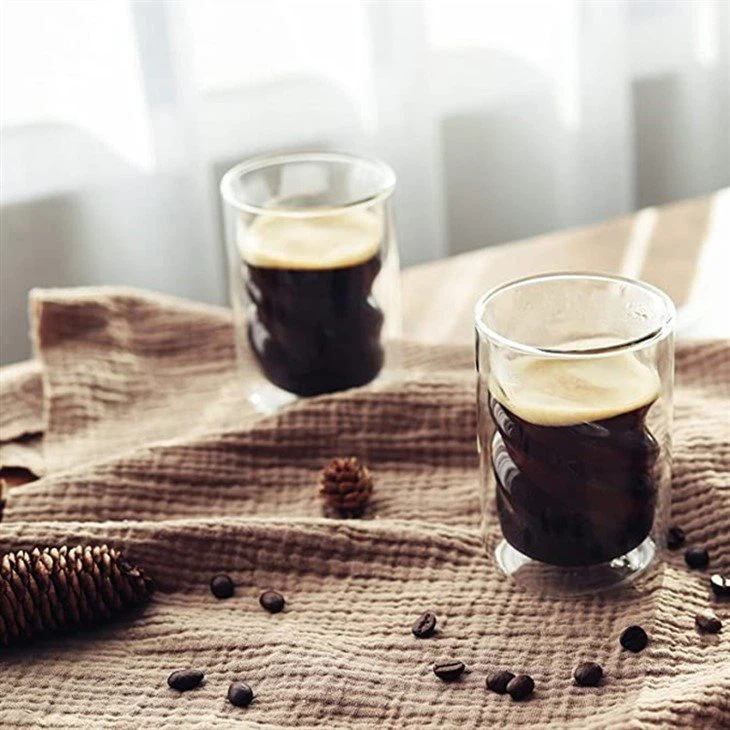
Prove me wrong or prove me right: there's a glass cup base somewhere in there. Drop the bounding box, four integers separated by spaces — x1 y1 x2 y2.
246 358 403 416
249 382 297 415
494 536 656 595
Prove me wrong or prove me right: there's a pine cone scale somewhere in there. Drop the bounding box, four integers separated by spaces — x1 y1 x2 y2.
0 591 22 640
12 570 38 630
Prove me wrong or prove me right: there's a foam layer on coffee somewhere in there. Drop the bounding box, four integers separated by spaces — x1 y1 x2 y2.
489 351 660 427
239 208 381 269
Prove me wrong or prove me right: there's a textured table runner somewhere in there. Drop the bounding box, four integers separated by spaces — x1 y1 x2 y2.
1 288 729 729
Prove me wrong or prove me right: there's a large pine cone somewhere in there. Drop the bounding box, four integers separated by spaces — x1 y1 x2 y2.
319 457 374 517
0 544 153 646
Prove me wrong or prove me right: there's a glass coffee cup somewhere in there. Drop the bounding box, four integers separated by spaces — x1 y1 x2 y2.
221 152 401 412
475 274 675 592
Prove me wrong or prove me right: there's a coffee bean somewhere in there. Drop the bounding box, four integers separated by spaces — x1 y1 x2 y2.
259 590 285 613
167 669 204 692
486 670 515 694
695 613 722 634
506 674 534 701
433 660 465 681
620 625 649 653
412 612 437 638
210 574 234 599
710 574 730 598
685 547 710 569
573 661 603 687
228 681 254 707
666 526 685 550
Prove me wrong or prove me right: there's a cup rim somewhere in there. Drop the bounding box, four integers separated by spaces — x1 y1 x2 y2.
474 272 676 358
220 151 396 217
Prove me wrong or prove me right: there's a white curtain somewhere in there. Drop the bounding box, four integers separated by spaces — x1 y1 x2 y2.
1 0 729 363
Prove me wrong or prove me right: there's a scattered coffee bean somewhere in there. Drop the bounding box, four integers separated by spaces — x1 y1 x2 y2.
228 681 254 707
486 670 515 694
210 574 234 599
695 613 722 634
666 526 686 550
685 547 710 570
573 661 603 687
710 574 730 598
259 590 285 613
412 612 437 638
433 660 465 681
620 625 649 653
506 674 534 701
167 669 204 692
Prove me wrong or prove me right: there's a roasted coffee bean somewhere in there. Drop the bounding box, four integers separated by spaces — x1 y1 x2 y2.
486 670 515 694
167 669 204 691
685 547 710 569
695 613 722 634
573 662 603 687
506 674 534 701
666 526 686 550
620 625 649 653
412 612 437 638
433 660 465 681
228 681 254 707
259 590 285 613
710 574 730 598
210 574 234 599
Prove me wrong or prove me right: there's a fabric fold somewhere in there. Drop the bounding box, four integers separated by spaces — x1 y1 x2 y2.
0 286 728 729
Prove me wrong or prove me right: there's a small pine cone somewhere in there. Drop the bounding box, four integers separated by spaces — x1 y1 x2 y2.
0 544 153 646
319 457 374 517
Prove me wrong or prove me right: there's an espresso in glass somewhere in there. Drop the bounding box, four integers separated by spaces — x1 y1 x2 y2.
476 274 675 592
240 209 385 396
487 349 661 567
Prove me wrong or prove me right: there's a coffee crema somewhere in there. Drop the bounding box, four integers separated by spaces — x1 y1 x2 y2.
239 209 385 396
488 352 661 566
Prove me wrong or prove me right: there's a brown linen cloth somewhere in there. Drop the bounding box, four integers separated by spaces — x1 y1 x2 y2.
0 360 45 477
1 287 729 729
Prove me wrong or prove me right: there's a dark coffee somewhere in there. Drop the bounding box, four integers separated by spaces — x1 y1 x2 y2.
684 547 710 569
210 573 234 599
619 624 649 652
487 354 660 566
695 613 722 634
167 669 204 692
433 660 466 681
228 681 255 707
246 255 384 395
573 662 603 687
241 210 385 396
506 674 535 701
259 590 286 613
411 611 437 638
486 670 515 694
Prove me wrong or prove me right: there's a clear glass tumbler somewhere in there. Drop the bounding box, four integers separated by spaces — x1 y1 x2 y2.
475 273 675 592
220 152 401 412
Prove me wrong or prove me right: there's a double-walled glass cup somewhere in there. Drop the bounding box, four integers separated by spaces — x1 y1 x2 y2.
475 274 675 592
221 152 401 412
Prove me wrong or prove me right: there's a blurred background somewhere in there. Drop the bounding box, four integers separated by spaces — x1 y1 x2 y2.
1 0 729 364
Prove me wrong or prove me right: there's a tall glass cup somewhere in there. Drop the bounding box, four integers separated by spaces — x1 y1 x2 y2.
221 152 401 412
475 274 675 592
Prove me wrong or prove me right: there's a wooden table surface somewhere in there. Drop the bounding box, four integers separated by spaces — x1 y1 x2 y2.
402 189 730 344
